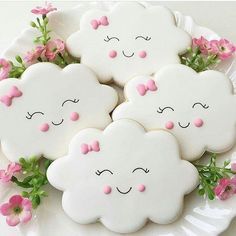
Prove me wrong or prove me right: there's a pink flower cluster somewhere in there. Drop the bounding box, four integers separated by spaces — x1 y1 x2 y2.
0 162 21 183
24 39 65 65
0 163 32 226
214 163 236 200
193 36 236 60
0 59 11 80
0 195 32 226
31 2 57 15
214 177 236 200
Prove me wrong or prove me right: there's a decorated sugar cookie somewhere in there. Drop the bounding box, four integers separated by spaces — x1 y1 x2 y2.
113 64 236 161
0 63 117 162
66 2 191 86
47 119 198 234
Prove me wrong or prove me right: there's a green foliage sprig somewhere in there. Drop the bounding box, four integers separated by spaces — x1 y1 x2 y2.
194 153 236 200
11 157 52 209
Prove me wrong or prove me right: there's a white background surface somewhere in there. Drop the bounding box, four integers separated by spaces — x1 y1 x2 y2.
0 1 236 235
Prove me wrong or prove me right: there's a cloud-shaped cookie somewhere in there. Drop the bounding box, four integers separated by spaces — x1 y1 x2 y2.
113 64 236 161
66 2 191 86
0 63 117 162
47 119 198 234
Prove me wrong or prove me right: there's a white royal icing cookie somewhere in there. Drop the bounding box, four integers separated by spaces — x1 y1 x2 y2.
66 2 191 86
0 63 118 162
47 119 198 234
113 64 236 161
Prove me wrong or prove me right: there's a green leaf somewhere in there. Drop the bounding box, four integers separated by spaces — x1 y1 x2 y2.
43 17 49 24
22 175 34 184
11 176 32 188
207 190 215 200
22 191 29 198
44 159 53 170
15 55 23 64
30 21 37 28
38 190 48 197
31 194 41 209
198 188 205 196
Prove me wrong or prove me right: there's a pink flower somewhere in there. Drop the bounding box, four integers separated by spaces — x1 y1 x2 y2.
45 39 65 60
31 2 57 15
210 39 236 60
0 58 11 80
214 177 236 200
192 36 212 55
24 46 45 65
0 195 32 226
0 163 22 183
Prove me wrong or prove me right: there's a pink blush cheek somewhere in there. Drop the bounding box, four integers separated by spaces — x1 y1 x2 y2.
165 121 174 130
40 123 49 132
137 184 146 192
70 112 79 121
103 185 112 194
194 118 204 127
138 51 147 58
109 50 117 58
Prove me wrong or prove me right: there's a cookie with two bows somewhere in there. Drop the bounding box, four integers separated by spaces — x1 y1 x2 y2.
47 119 198 234
0 63 118 162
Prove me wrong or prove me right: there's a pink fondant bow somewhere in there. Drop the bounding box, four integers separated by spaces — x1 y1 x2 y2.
136 79 157 96
81 141 100 154
0 86 23 107
90 16 109 30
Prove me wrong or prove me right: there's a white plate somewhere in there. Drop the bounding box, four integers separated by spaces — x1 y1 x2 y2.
1 2 236 236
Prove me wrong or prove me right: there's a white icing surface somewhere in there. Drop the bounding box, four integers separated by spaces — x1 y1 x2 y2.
47 119 198 234
0 63 118 161
66 2 191 86
113 64 236 161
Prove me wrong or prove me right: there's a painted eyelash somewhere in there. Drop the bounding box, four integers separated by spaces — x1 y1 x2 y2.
26 111 44 119
132 167 150 173
157 106 174 114
95 169 113 176
104 36 120 42
135 36 151 41
62 99 79 107
192 102 209 109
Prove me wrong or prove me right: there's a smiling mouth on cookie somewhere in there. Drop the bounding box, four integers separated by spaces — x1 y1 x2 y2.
116 187 132 195
178 122 190 129
51 119 64 126
122 50 134 58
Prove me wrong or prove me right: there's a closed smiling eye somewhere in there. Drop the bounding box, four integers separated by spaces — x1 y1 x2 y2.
95 169 113 176
132 167 150 174
104 35 120 42
192 102 209 109
157 106 174 114
62 99 79 107
135 36 151 41
26 111 44 119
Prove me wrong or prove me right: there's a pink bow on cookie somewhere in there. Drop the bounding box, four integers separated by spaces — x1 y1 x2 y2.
81 141 100 154
0 86 23 107
91 16 109 30
136 79 157 96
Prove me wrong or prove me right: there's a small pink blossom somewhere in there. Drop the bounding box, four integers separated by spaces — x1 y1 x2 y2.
24 46 45 65
0 59 11 80
0 195 32 226
210 39 236 60
214 177 236 200
31 2 57 15
192 36 212 55
192 36 236 60
45 39 65 60
0 163 22 183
